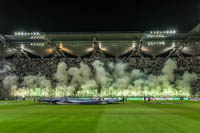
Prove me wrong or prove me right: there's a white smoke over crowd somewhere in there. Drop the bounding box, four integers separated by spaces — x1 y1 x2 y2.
0 64 12 74
0 59 198 98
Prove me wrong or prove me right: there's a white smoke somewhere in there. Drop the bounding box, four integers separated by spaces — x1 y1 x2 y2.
92 60 112 94
2 75 18 97
161 59 177 82
130 69 145 80
68 62 91 93
176 71 198 96
37 76 52 89
80 80 98 96
54 62 68 84
23 75 38 89
1 59 198 98
0 65 12 73
111 62 129 95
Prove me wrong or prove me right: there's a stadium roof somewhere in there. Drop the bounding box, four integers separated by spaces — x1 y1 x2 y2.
1 24 200 57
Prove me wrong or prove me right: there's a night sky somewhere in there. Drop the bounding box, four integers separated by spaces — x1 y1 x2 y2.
0 0 200 33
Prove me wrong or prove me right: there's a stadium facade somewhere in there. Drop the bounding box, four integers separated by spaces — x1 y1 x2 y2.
1 24 200 58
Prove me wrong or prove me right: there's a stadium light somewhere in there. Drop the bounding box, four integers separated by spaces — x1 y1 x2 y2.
150 30 177 35
15 32 41 36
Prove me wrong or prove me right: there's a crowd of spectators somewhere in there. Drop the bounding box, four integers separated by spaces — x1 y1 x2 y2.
0 56 200 81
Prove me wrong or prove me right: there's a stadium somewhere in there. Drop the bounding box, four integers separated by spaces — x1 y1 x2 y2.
1 24 200 99
2 1 200 132
1 25 200 133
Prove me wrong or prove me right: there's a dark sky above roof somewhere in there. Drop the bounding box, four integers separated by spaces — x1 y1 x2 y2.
1 0 200 33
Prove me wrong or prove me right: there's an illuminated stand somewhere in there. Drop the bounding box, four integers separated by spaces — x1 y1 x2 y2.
90 37 105 60
12 47 30 59
52 45 66 58
1 28 199 99
166 42 186 59
12 32 47 59
127 37 144 60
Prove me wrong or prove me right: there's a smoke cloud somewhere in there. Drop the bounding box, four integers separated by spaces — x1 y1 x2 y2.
0 59 198 98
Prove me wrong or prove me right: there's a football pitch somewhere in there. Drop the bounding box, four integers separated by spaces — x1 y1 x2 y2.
0 101 200 133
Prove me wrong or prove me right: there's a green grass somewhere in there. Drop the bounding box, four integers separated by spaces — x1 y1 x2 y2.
0 101 200 133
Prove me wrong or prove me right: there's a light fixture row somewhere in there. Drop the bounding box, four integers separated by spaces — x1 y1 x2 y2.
150 30 176 34
147 41 165 46
14 32 40 36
